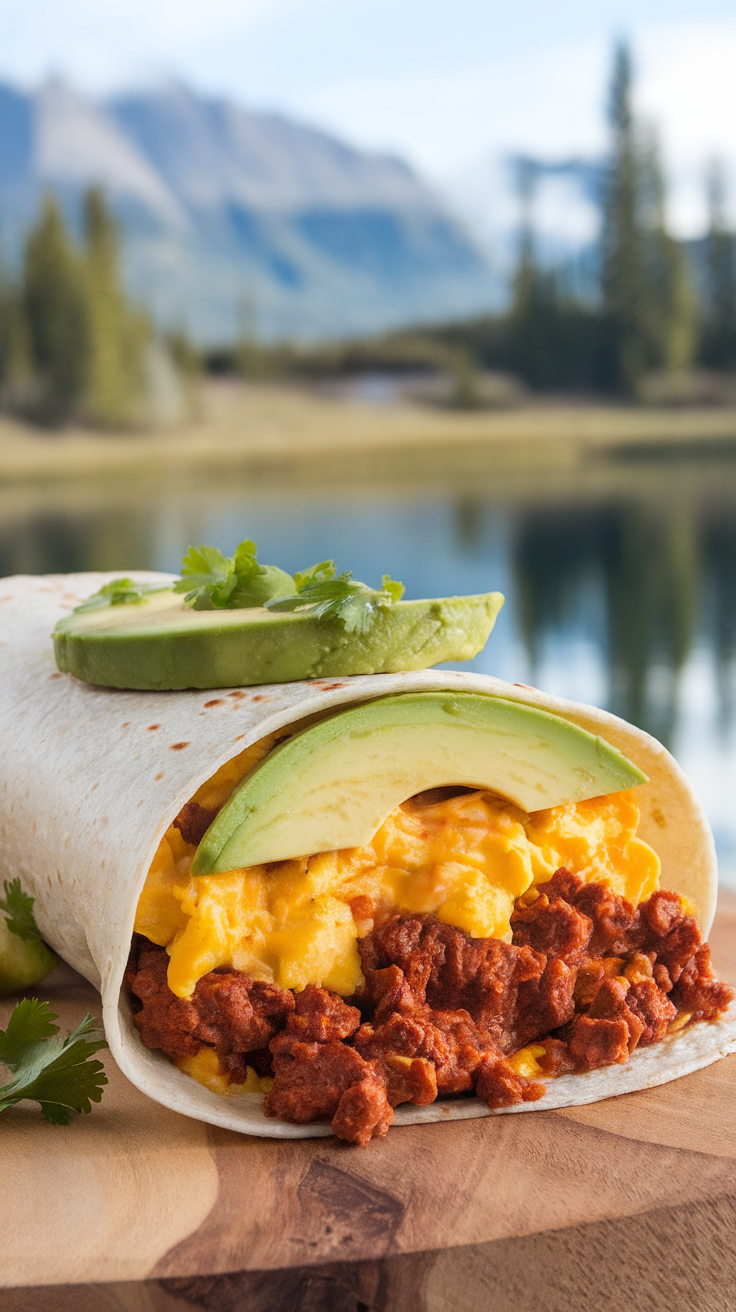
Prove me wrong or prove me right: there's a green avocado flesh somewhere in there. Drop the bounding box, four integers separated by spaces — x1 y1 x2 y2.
0 918 57 998
53 590 504 690
192 691 647 875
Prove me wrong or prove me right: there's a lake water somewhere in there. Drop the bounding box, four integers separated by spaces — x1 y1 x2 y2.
3 435 736 883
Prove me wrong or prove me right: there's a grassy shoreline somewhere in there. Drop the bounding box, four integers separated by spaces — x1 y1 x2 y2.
2 380 736 486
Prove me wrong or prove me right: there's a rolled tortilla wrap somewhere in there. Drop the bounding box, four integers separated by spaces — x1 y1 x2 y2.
1 570 734 1138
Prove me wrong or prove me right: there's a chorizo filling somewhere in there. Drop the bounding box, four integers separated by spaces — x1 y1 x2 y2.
126 747 733 1146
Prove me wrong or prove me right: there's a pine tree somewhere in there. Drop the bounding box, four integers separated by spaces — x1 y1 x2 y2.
83 187 150 427
22 195 90 425
0 254 33 405
601 44 695 395
638 127 696 374
507 189 608 392
601 45 648 395
701 161 736 370
506 157 564 388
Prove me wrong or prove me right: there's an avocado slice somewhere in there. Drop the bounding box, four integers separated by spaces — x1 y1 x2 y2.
53 590 504 690
192 691 647 874
0 917 57 998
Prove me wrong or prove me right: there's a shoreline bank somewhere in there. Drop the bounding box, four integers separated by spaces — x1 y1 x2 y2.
2 381 736 486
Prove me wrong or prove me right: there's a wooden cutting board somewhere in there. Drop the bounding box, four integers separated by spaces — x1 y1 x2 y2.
3 894 736 1302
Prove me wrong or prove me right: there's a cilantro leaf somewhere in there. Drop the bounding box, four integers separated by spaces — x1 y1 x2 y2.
177 543 234 592
173 544 238 610
171 539 404 627
293 560 335 591
0 1000 107 1123
0 997 58 1065
175 540 295 610
266 570 404 634
381 575 405 604
229 541 295 608
0 878 41 943
73 578 164 613
232 539 260 587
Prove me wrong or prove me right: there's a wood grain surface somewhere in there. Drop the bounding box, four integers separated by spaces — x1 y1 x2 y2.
3 894 736 1300
5 1197 736 1312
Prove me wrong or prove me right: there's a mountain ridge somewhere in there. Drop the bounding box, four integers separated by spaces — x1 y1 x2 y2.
0 78 495 341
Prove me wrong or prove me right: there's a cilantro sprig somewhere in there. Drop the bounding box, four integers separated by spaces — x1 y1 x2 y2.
0 878 43 942
0 999 107 1124
266 567 405 635
173 539 405 632
72 546 407 633
73 578 166 613
174 541 295 611
174 545 238 609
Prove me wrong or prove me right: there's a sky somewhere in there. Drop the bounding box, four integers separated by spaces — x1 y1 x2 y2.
2 0 736 240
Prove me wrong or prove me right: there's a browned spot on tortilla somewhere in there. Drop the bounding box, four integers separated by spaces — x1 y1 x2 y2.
91 782 99 791
319 681 346 690
154 772 164 780
203 699 224 707
651 807 667 828
49 672 63 680
513 682 538 691
233 734 246 741
252 694 272 703
147 724 161 731
228 690 246 699
122 721 131 728
170 742 190 751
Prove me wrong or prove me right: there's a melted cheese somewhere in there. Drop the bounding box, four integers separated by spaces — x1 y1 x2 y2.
506 1044 547 1079
136 759 661 1001
176 1047 272 1095
190 735 280 811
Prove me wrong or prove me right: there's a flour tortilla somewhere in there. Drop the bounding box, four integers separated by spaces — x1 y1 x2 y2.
1 570 734 1139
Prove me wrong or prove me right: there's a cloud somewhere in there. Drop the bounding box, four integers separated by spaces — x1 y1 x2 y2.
301 36 610 174
301 19 736 237
636 21 736 232
2 3 735 239
1 0 301 89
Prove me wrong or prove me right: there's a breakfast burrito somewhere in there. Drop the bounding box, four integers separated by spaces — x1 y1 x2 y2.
1 571 735 1145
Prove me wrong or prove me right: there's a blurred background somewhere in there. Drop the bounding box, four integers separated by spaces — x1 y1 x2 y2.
2 0 736 878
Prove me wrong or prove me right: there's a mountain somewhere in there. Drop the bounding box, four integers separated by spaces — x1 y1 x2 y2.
0 79 496 342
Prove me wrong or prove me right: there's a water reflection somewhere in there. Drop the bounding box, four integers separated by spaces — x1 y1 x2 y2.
0 504 155 578
3 446 736 876
513 502 704 748
704 516 736 735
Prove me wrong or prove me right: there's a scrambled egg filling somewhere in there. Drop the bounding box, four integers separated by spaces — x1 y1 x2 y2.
135 738 661 1002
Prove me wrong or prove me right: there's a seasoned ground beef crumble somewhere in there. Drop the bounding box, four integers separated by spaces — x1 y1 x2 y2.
125 869 733 1146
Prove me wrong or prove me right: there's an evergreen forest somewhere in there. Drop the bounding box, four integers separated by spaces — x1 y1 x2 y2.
222 43 736 403
0 189 156 428
1 43 735 426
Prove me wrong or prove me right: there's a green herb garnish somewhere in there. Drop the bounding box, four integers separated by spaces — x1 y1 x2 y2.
174 545 240 609
174 541 295 611
74 578 165 613
0 879 42 942
0 999 107 1124
266 567 405 635
292 559 335 591
174 540 404 631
